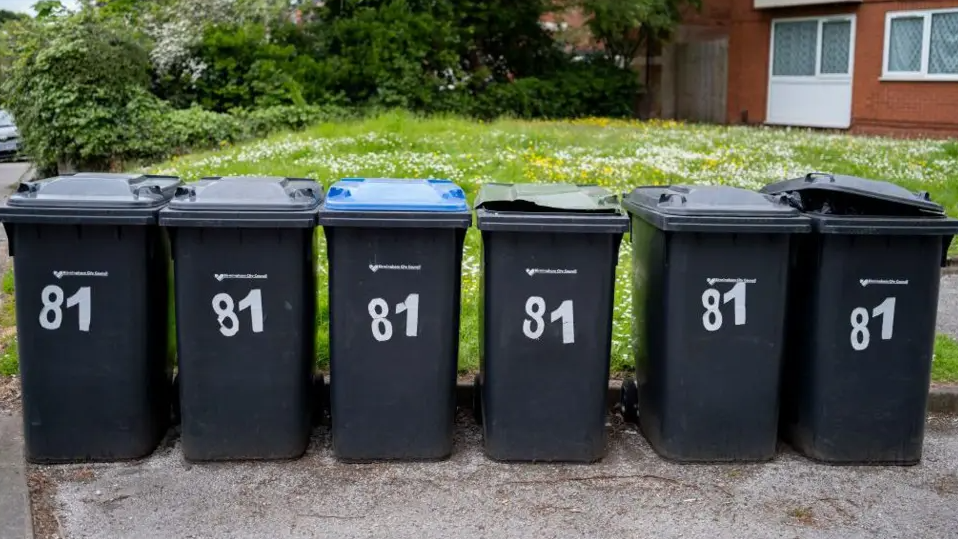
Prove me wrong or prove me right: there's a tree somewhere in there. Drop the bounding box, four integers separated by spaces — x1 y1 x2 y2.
570 0 700 68
0 11 28 25
0 10 165 170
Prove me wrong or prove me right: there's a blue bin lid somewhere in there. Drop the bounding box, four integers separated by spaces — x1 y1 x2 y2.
324 178 468 212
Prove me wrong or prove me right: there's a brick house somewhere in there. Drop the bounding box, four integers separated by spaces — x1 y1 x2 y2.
661 0 958 136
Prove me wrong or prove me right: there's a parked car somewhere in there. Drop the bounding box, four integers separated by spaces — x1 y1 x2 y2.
0 110 21 160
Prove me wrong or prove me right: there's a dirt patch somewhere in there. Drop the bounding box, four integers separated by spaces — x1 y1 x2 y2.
786 506 816 526
28 468 62 539
0 374 21 414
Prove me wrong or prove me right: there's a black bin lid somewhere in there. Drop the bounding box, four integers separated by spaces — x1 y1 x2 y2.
623 184 810 233
761 173 958 237
474 183 628 234
0 172 182 225
159 176 323 228
760 172 945 215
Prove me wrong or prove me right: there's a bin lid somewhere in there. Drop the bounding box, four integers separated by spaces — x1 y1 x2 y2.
8 173 180 208
0 173 182 225
160 176 323 228
474 182 621 213
474 183 628 234
324 178 468 212
760 173 945 215
623 185 810 233
317 178 471 229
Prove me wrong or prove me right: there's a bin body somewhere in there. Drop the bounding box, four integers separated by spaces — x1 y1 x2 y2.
160 176 322 461
0 173 180 463
475 183 628 462
625 185 810 462
764 172 958 465
319 178 470 461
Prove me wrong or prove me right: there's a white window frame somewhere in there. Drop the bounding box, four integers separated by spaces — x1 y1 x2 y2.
768 15 857 82
882 8 958 82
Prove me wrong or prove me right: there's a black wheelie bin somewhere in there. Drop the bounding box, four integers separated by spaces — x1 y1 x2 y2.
0 173 180 462
160 176 323 461
474 183 628 462
762 173 958 465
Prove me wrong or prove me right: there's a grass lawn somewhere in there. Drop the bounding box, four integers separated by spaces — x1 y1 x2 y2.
5 111 958 379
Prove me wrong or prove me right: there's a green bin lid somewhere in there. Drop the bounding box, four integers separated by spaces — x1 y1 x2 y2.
474 183 628 234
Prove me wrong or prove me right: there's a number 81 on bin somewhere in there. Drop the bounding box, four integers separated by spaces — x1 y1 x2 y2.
522 296 575 344
212 289 264 337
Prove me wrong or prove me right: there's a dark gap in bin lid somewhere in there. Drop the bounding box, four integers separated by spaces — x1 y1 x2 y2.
760 172 945 216
324 178 467 212
7 172 181 208
168 176 323 211
474 182 621 213
624 185 800 217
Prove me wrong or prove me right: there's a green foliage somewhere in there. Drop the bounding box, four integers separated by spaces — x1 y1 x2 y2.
189 22 308 112
2 267 13 296
472 59 639 119
157 0 636 119
0 340 17 377
0 11 158 170
934 334 958 383
572 0 702 65
236 104 350 138
0 10 28 25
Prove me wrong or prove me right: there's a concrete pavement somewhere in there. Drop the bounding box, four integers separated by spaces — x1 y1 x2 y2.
1 413 31 539
0 162 33 192
37 414 958 539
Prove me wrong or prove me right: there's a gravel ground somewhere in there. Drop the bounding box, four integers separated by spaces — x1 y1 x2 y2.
38 413 958 539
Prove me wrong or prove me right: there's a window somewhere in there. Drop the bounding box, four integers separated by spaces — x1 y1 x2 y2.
884 9 958 80
771 17 854 78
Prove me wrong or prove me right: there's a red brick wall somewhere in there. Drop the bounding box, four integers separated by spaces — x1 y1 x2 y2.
696 0 958 136
852 0 958 136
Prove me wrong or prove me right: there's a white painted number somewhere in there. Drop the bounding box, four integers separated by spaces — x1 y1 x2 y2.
522 296 546 340
551 299 575 344
368 298 392 342
523 296 576 344
368 293 420 342
39 285 91 332
212 289 264 337
394 293 420 337
850 297 896 351
701 282 747 332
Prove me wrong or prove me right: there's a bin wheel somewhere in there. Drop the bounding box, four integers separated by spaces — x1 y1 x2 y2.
170 373 181 426
472 374 483 426
620 379 638 424
312 374 327 427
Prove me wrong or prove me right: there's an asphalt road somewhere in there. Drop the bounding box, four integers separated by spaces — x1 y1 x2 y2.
36 413 958 539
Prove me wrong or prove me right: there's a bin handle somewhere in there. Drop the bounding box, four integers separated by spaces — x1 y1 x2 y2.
16 182 38 194
804 172 835 183
134 185 162 199
174 185 196 201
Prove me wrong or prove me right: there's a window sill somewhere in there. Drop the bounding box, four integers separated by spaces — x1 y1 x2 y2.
880 75 958 83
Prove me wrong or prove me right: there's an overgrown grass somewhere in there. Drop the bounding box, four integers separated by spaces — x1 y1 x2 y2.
139 112 958 375
933 334 958 383
0 265 16 376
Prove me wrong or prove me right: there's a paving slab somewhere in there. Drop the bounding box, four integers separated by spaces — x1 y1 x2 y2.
0 412 31 539
938 275 958 340
33 414 958 539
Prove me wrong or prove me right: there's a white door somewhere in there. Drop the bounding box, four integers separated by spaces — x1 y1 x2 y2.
767 16 856 129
